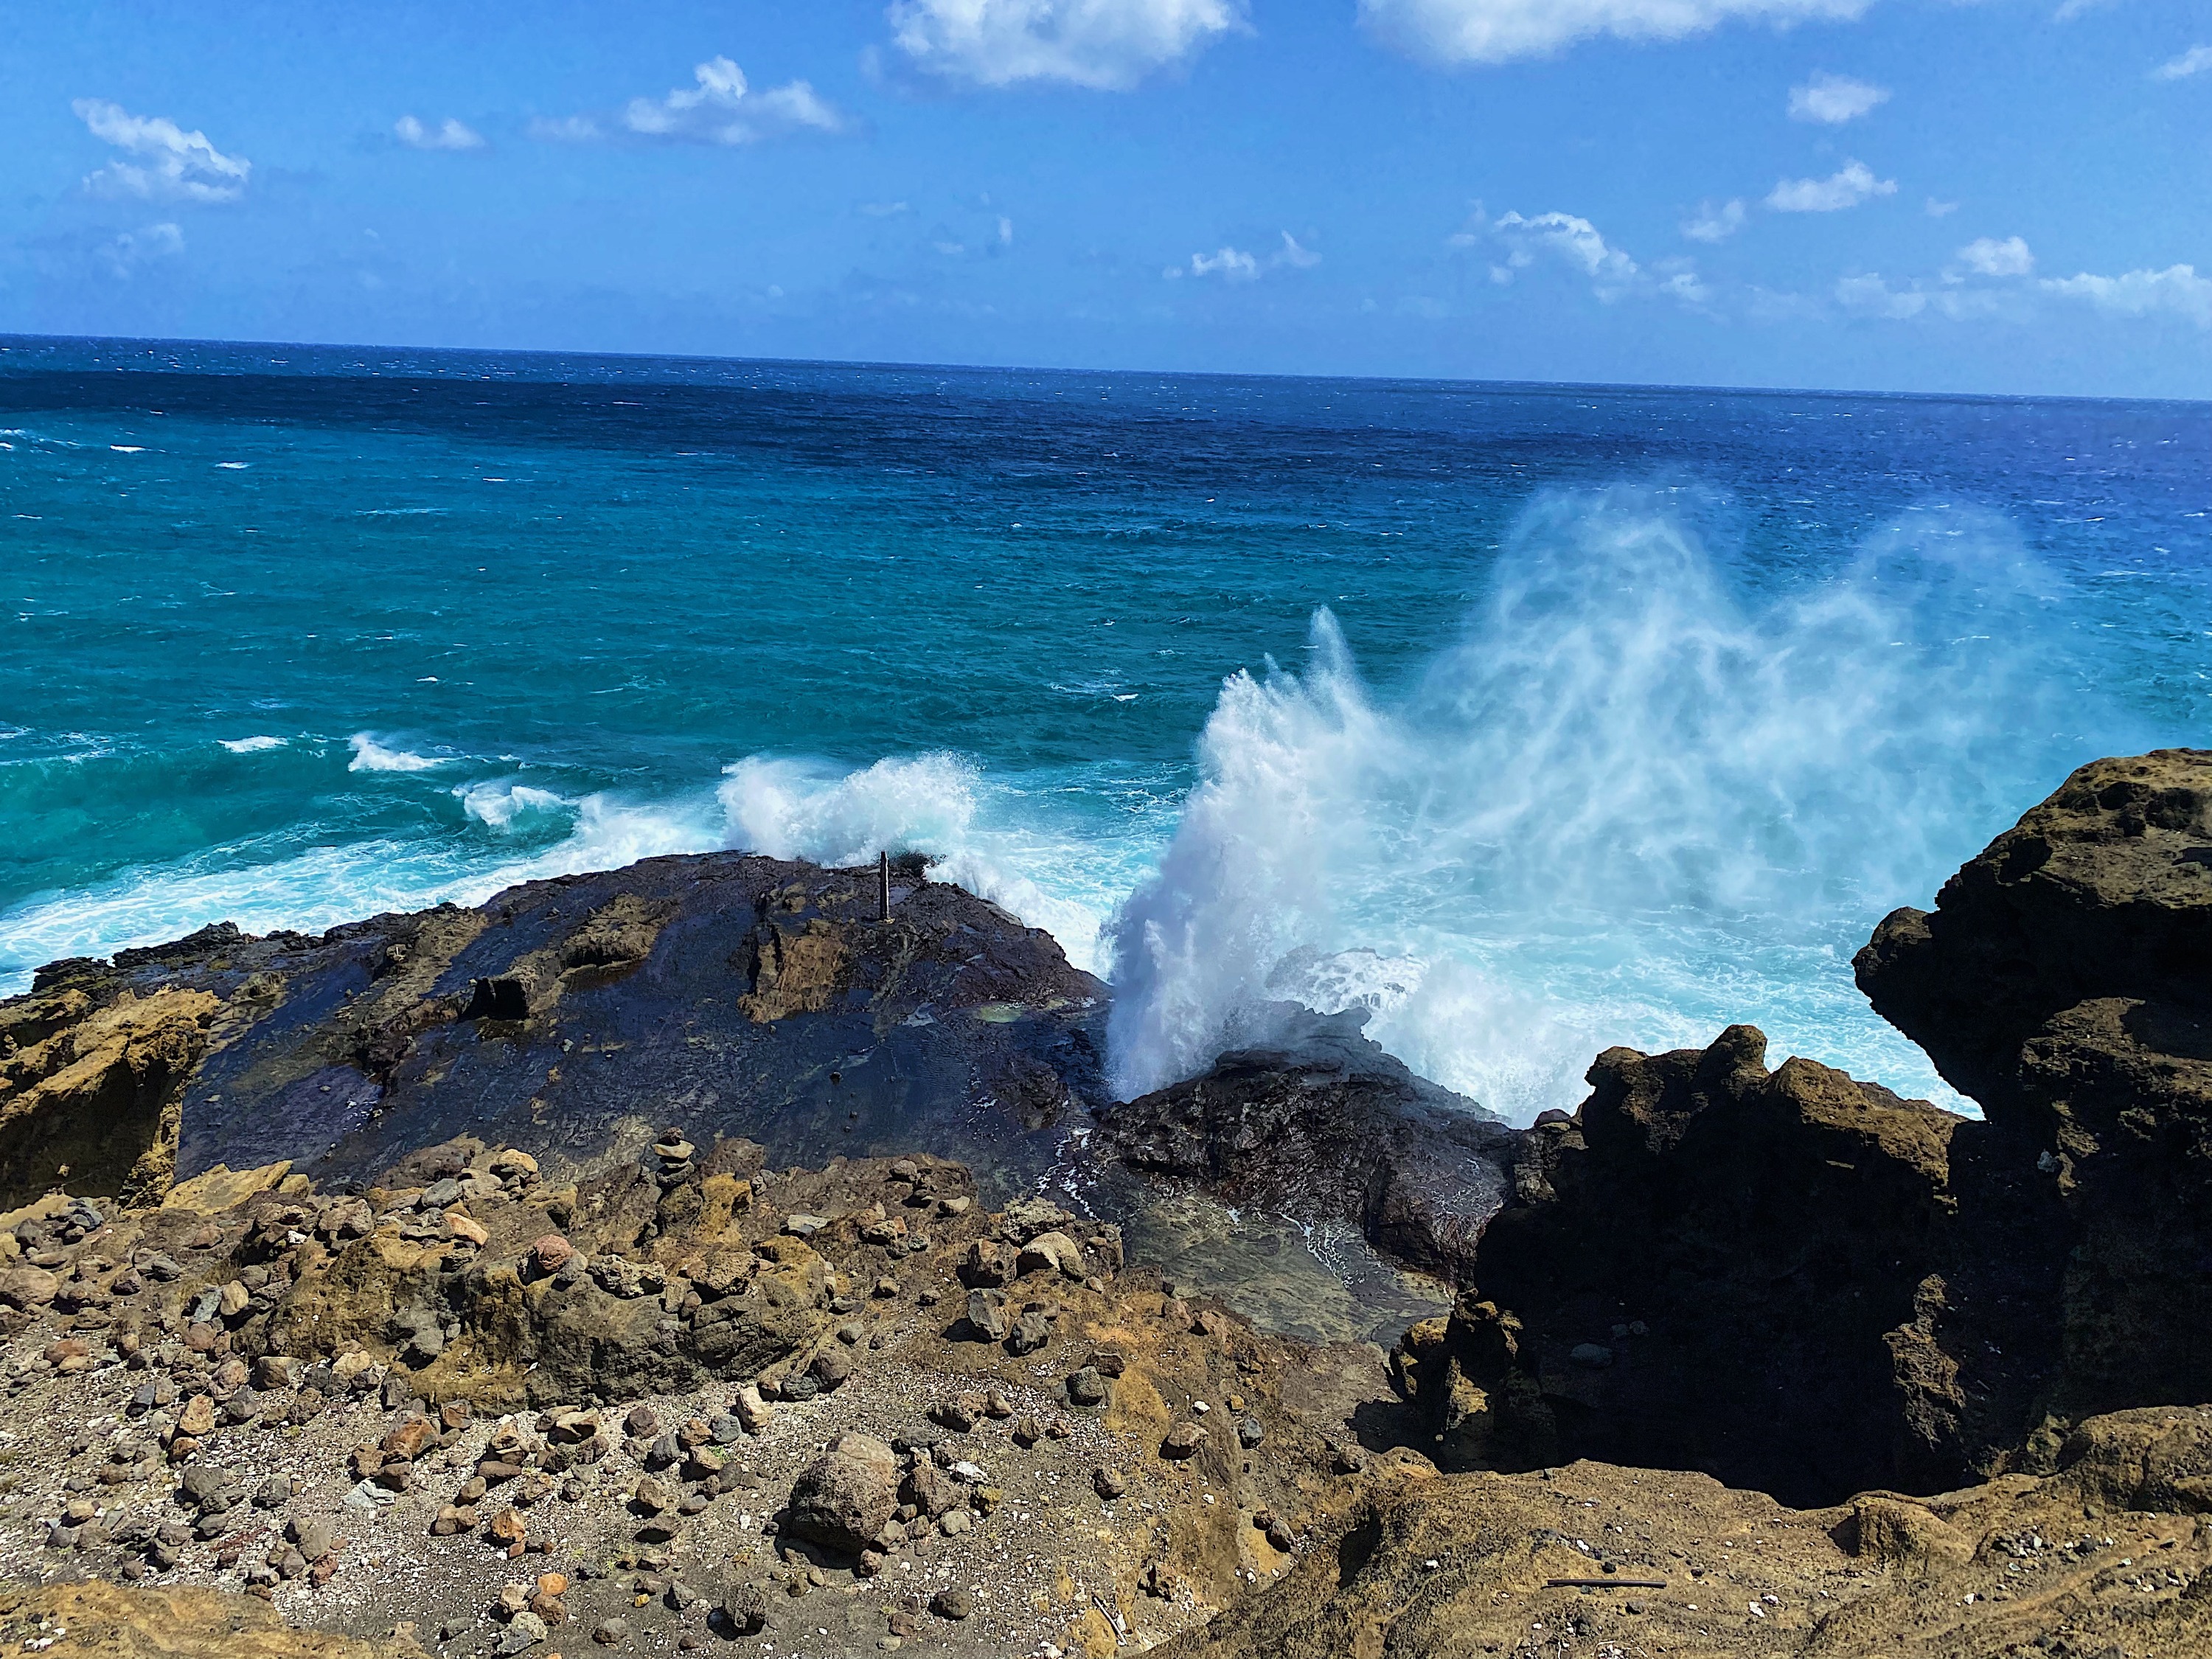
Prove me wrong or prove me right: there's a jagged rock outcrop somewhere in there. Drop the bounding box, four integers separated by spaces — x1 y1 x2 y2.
1857 747 2212 1469
1405 751 2212 1509
1096 1007 1518 1279
0 854 1106 1204
1398 1026 1963 1506
1160 1405 2212 1659
0 980 219 1210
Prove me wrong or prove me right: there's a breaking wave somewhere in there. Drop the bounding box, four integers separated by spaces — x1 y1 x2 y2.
1105 487 2124 1121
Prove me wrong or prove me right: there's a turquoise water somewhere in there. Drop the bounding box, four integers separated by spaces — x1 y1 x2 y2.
4 334 2208 1118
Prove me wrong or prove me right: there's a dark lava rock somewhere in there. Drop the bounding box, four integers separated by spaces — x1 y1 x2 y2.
1414 750 2212 1506
1097 1006 1517 1278
1857 748 2212 1464
1401 1022 1960 1506
10 854 1107 1205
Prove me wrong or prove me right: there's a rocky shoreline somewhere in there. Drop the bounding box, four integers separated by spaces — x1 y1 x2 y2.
1 751 2209 1655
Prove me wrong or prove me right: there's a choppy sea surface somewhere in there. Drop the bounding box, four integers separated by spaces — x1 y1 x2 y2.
4 335 2208 1120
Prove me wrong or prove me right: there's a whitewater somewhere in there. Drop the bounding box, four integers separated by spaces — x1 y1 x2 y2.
3 337 2206 1120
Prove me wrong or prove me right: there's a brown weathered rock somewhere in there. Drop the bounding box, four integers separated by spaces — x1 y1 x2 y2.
1159 1405 2212 1659
786 1433 898 1555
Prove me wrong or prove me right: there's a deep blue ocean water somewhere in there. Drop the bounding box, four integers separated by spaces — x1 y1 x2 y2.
4 334 2208 1119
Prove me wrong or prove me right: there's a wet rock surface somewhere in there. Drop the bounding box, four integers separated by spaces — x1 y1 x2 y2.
12 854 1107 1204
1097 1006 1518 1280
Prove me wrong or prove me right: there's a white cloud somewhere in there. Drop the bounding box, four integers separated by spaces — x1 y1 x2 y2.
1953 234 2034 278
998 215 1015 245
1358 0 1869 66
1682 198 1746 242
1788 71 1888 123
859 200 912 216
1924 197 1958 218
2042 265 2212 327
2152 45 2212 81
1765 159 1895 212
100 221 184 279
394 116 486 151
1189 245 1260 279
1493 209 1639 285
890 0 1242 91
620 57 844 143
72 99 250 204
1169 232 1319 280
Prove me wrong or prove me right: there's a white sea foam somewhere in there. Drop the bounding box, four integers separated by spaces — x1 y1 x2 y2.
716 754 1118 970
218 735 287 754
1106 487 2112 1121
457 780 576 831
347 733 451 773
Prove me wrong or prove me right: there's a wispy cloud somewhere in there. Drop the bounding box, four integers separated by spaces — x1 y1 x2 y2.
1360 0 1871 67
100 221 184 279
1952 235 2034 278
1765 159 1895 212
72 99 249 204
1682 198 1746 243
394 116 486 152
1788 72 1888 123
1166 231 1320 281
534 58 844 148
2152 45 2212 81
891 0 1243 91
2042 265 2212 327
622 58 844 143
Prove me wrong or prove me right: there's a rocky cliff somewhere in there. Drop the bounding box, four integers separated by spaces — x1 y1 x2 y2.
1857 747 2212 1460
1400 750 2212 1511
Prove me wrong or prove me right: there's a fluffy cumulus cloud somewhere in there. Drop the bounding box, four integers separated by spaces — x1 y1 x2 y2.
622 57 844 142
2042 265 2212 327
1682 198 1746 242
890 0 1243 90
1357 0 1868 66
1167 231 1321 281
394 116 485 151
1765 159 1895 212
1787 71 1888 122
1953 235 2034 278
72 100 249 203
1492 210 1640 285
2152 45 2212 81
1455 208 1708 307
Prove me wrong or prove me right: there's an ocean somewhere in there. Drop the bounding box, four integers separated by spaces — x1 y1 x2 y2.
3 334 2207 1121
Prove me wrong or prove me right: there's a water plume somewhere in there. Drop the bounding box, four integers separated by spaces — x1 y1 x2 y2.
1107 487 2112 1120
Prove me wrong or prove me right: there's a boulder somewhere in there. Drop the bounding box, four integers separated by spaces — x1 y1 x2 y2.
785 1433 898 1556
1097 1006 1517 1279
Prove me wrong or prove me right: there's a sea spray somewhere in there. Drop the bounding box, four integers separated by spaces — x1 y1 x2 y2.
1106 488 2121 1120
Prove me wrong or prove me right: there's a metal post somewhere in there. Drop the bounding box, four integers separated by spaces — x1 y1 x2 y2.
878 850 891 922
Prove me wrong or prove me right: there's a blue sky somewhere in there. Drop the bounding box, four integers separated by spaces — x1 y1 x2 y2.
2 0 2208 397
